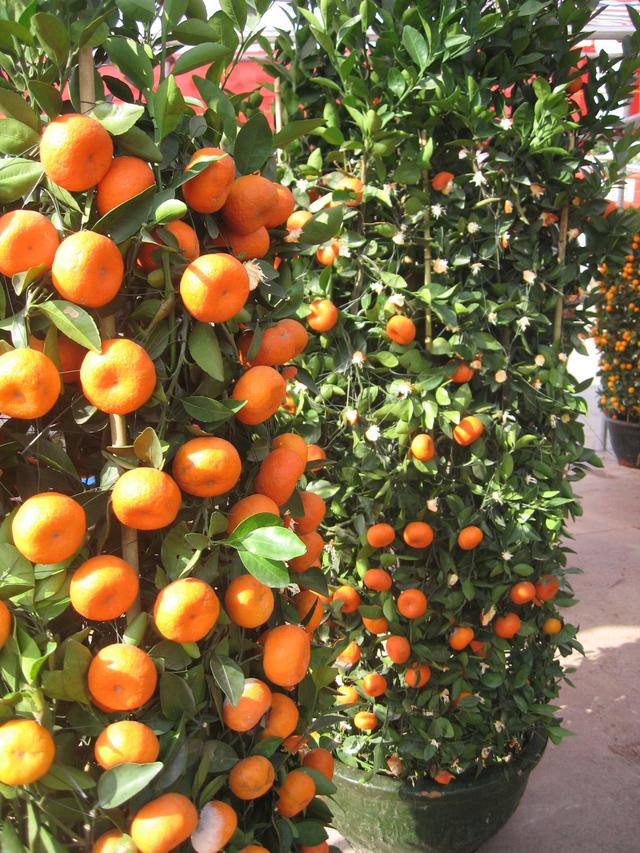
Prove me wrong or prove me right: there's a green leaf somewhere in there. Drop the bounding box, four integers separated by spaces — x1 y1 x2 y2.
0 90 39 131
188 323 224 381
133 427 164 468
40 764 96 791
31 13 70 67
89 102 144 135
233 112 273 174
299 766 336 796
273 119 325 149
13 435 80 482
117 126 163 162
123 611 148 645
402 25 429 69
29 80 63 119
173 43 230 76
0 118 40 155
0 157 42 203
36 301 101 352
0 544 35 598
299 207 344 245
182 396 245 424
239 551 290 588
97 762 163 809
172 19 217 44
1 821 27 853
210 654 244 705
220 0 247 31
160 672 197 719
152 75 185 141
105 37 154 90
240 526 306 561
92 186 156 243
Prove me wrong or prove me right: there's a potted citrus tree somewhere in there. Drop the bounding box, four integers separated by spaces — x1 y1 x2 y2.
268 1 640 851
0 1 340 850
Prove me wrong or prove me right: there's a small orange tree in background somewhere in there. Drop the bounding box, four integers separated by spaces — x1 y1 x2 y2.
0 1 342 850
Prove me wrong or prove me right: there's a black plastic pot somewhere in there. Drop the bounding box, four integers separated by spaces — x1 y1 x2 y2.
331 728 548 853
606 416 640 468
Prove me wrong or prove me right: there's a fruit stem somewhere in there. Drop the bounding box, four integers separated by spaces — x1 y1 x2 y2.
552 202 570 346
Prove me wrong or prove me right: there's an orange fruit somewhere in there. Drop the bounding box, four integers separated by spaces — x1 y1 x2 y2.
0 600 11 650
273 433 308 464
276 769 316 817
277 318 309 356
111 468 181 531
315 242 340 266
180 253 249 323
404 662 431 688
431 171 454 193
94 720 160 770
260 692 299 739
453 416 484 446
289 530 324 574
254 447 306 505
336 641 361 668
172 437 241 498
363 568 392 592
294 588 326 633
93 829 136 853
450 361 474 384
366 523 395 548
353 711 378 731
332 174 364 206
229 755 275 800
153 578 220 642
452 690 473 708
223 678 272 732
336 685 359 705
510 581 536 605
386 635 410 664
286 210 313 233
263 624 311 688
0 347 61 420
40 113 113 191
470 640 486 657
239 324 296 367
190 801 237 853
88 644 157 712
0 209 59 276
449 626 474 651
332 585 361 614
29 333 86 385
403 521 434 549
410 433 435 461
361 673 387 697
362 616 389 635
80 338 156 414
264 184 296 228
458 525 483 550
225 574 274 628
130 793 198 853
222 175 278 234
303 747 334 781
535 575 559 601
70 555 139 621
137 220 200 272
182 147 235 213
386 315 416 345
227 494 280 533
306 444 327 470
232 365 286 425
494 612 522 639
12 491 86 564
281 734 309 754
0 720 55 785
52 231 124 308
307 298 338 331
301 845 328 853
96 156 155 215
434 769 455 785
543 617 562 635
215 225 270 260
397 588 428 619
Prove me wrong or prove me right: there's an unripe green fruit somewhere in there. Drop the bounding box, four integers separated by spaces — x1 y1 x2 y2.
147 269 165 289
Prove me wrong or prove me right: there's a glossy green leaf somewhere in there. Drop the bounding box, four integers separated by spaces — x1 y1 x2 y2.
36 301 101 352
97 762 163 809
188 323 224 381
209 654 244 705
173 43 230 76
233 112 273 174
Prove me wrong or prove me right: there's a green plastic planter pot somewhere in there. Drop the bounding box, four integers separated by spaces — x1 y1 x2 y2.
331 728 548 853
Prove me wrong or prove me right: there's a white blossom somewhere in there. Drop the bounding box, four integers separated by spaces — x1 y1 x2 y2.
292 381 306 395
534 354 545 367
533 378 542 389
352 351 366 366
471 262 484 276
522 269 537 284
495 370 507 384
487 311 498 324
476 151 490 166
516 316 531 332
499 117 513 130
244 260 267 291
392 230 406 245
338 243 351 258
370 281 384 294
481 747 492 760
440 690 450 704
448 573 459 587
383 183 394 194
427 498 439 513
490 490 503 505
472 171 487 187
431 203 444 219
394 381 413 399
525 475 537 485
430 739 441 748
388 293 405 308
467 221 480 234
501 550 513 562
365 425 381 442
458 148 469 159
558 352 568 363
550 414 558 428
295 178 309 192
479 662 490 674
494 720 506 733
432 258 448 274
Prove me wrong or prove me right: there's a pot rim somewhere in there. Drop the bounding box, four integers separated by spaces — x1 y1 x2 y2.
333 726 548 798
604 415 640 429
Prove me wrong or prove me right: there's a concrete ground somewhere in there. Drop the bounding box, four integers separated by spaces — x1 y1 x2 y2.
330 341 640 852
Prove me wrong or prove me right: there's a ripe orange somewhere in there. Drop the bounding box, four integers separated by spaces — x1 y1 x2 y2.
510 581 536 605
353 711 378 731
277 318 309 356
239 324 296 367
336 685 359 705
40 113 113 191
0 719 55 785
281 734 309 754
303 747 334 781
180 253 249 323
222 175 279 234
290 489 325 528
190 801 237 853
153 578 220 642
386 635 411 664
96 156 155 215
137 220 200 272
452 690 473 708
397 589 428 620
254 447 306 505
130 793 198 853
0 600 11 650
450 361 475 384
386 315 416 345
232 365 286 425
434 769 455 785
70 555 139 621
410 433 435 461
88 644 157 712
363 568 392 592
111 468 181 531
94 720 160 770
172 436 241 498
315 242 340 266
229 755 275 800
225 574 274 628
263 184 296 229
263 624 311 688
362 615 389 635
276 769 316 817
535 575 559 601
80 338 156 414
307 298 338 332
272 433 307 463
543 617 562 635
449 626 474 651
301 845 328 853
286 209 313 233
332 174 364 206
182 147 235 213
361 673 387 697
403 521 434 549
227 494 280 533
404 662 431 688
215 225 270 260
260 692 299 739
294 588 326 633
366 523 395 548
52 231 124 308
494 612 522 639
306 444 327 470
0 209 60 276
0 347 61 420
289 530 324 574
470 640 486 657
453 416 484 446
332 585 361 614
223 678 272 732
29 333 86 385
336 640 361 668
93 829 136 853
12 491 86 564
458 525 483 550
431 171 454 193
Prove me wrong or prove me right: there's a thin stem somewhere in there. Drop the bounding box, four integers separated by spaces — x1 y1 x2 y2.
552 203 570 346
